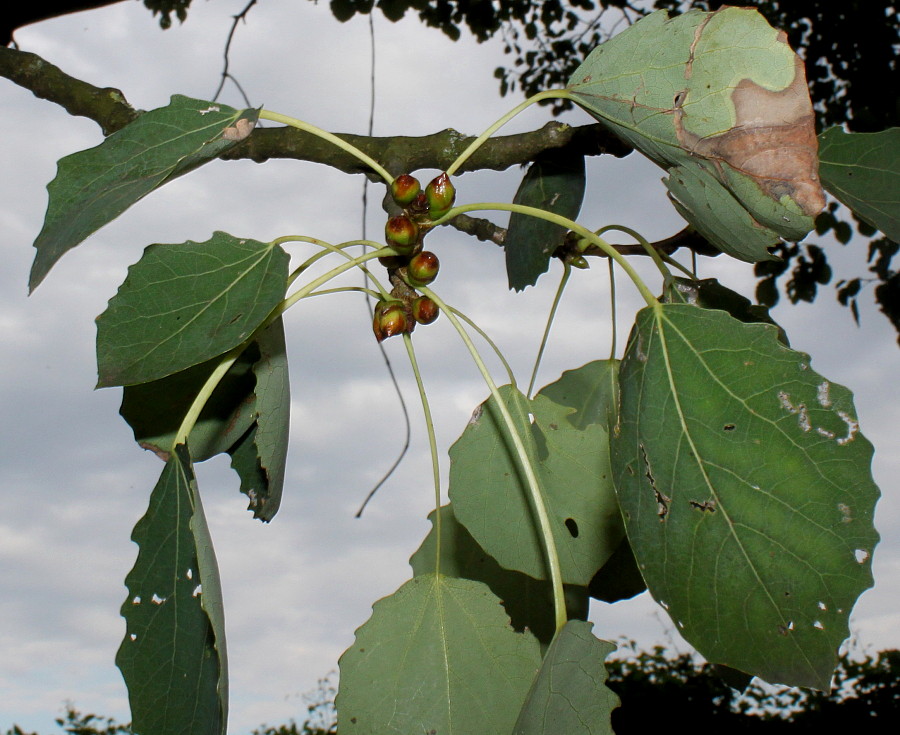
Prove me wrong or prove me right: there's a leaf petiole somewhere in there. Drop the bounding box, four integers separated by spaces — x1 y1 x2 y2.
420 285 568 634
259 109 393 184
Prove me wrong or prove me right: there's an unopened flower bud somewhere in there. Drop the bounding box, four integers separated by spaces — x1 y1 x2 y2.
384 215 420 256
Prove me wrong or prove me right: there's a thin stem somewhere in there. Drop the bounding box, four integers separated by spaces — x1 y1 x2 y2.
402 333 443 576
608 258 618 360
436 202 659 307
259 109 393 184
528 263 571 398
446 305 517 388
420 286 568 634
306 286 383 300
275 235 392 299
171 345 245 451
446 90 570 177
596 224 671 280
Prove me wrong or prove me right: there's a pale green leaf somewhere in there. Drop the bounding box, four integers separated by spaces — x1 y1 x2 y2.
116 444 226 735
336 574 541 734
96 232 289 387
410 504 589 649
818 126 900 242
537 359 619 429
449 383 622 585
30 95 258 290
513 621 618 735
568 8 825 257
505 152 586 291
612 304 880 689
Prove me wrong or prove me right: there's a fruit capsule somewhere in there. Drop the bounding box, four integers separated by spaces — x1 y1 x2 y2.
425 172 456 220
390 174 421 207
405 251 440 287
384 215 420 256
412 296 440 325
373 301 409 342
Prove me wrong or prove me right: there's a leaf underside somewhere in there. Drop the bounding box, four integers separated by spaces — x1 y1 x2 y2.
568 7 825 259
513 620 619 735
449 375 623 586
611 303 880 689
336 574 541 734
817 126 900 242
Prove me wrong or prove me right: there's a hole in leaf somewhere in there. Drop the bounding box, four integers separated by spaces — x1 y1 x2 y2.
186 568 193 580
129 633 137 641
689 499 716 512
564 518 579 538
813 620 824 630
723 423 736 431
131 596 141 605
818 601 827 610
193 584 203 597
854 549 869 564
777 621 794 636
151 593 166 605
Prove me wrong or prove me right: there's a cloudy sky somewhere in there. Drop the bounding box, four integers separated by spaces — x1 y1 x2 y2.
1 1 897 731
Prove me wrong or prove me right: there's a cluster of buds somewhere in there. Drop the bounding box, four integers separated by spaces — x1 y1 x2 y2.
373 172 454 341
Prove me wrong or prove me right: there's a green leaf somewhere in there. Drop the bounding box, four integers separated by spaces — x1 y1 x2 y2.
663 162 781 262
818 126 900 242
505 152 586 291
30 95 258 290
568 8 825 257
96 232 289 387
663 276 789 345
119 318 290 520
116 444 226 735
336 574 541 734
119 345 259 462
513 621 619 735
536 359 619 429
227 317 290 521
587 536 647 604
449 382 623 586
611 303 880 689
410 504 589 649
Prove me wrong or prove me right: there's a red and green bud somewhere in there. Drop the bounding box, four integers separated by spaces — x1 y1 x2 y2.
384 215 420 255
372 301 409 342
412 296 440 325
390 174 421 208
425 172 456 219
405 250 440 287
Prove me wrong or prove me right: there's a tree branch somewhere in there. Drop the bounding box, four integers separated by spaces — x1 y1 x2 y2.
0 45 631 175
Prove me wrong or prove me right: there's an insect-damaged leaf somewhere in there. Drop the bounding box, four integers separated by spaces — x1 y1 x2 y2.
513 621 619 735
611 304 880 689
568 8 825 259
116 444 227 735
818 126 900 242
505 151 586 291
30 95 258 290
449 379 622 586
336 574 541 735
96 232 289 387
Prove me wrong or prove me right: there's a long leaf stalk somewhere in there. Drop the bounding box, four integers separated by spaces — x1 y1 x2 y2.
172 247 391 450
446 90 569 177
446 305 518 388
402 333 444 576
275 235 392 297
435 202 659 307
420 286 568 634
259 109 394 184
527 263 571 399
